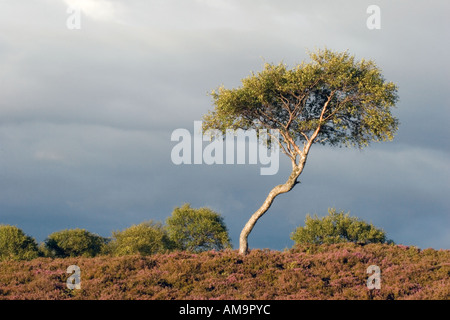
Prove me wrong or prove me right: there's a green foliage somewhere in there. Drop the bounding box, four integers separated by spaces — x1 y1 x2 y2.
44 228 107 258
166 204 232 252
0 225 39 261
291 208 389 245
203 48 399 151
109 221 172 256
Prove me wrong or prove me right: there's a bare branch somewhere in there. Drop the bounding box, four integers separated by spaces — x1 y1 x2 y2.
309 89 336 144
323 94 353 122
300 131 310 143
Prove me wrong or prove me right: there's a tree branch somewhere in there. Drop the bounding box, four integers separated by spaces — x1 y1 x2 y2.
309 89 336 144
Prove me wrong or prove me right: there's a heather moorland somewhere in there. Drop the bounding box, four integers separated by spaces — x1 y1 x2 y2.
1 243 448 300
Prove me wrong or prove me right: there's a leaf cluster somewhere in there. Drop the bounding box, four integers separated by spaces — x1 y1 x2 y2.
109 221 173 256
166 204 232 253
291 208 390 245
0 225 39 261
44 229 107 258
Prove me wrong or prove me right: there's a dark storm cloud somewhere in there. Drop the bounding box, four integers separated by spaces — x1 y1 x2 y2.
0 0 448 249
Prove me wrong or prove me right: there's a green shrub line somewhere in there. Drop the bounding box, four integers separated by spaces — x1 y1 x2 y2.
0 205 428 262
0 203 234 261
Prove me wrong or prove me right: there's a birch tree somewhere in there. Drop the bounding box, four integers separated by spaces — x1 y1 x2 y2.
202 48 399 255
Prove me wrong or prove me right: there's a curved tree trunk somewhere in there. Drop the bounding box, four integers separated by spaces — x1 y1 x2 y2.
238 159 306 255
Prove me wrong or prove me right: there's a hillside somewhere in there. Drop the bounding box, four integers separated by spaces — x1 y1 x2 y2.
0 243 448 300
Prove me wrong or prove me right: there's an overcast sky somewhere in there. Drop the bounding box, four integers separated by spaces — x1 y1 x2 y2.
0 0 449 250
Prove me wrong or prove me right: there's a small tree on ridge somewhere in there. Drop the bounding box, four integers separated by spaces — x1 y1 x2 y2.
202 48 399 255
291 208 390 245
109 221 172 256
166 204 232 252
44 228 107 258
0 225 39 261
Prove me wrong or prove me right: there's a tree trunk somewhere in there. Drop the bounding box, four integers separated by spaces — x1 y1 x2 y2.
238 160 306 255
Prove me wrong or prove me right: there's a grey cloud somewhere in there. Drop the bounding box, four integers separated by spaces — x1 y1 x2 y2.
0 0 448 250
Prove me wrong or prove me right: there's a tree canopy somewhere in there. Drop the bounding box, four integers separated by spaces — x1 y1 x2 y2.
109 221 172 256
0 225 39 261
166 204 232 252
203 48 398 160
44 228 107 258
291 208 390 245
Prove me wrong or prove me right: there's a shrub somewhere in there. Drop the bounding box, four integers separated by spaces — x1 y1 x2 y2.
109 221 172 256
0 225 39 261
166 203 232 252
291 208 389 245
44 228 107 258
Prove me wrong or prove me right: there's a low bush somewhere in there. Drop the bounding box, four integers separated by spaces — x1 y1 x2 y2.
109 221 172 256
44 229 107 258
166 204 232 252
0 225 39 261
291 208 389 245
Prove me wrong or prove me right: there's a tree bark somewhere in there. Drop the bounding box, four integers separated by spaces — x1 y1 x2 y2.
238 157 307 255
237 91 329 255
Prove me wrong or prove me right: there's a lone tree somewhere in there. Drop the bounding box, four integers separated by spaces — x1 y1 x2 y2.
202 48 399 255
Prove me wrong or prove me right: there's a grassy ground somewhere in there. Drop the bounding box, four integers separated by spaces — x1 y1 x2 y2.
0 243 448 300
